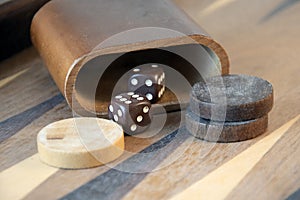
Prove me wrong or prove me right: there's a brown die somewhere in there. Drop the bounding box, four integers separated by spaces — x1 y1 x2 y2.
108 92 152 135
128 64 165 103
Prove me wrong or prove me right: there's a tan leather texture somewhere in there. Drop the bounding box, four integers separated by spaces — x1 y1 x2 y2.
31 0 230 116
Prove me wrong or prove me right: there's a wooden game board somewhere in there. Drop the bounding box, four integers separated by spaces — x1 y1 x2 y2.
1 0 300 199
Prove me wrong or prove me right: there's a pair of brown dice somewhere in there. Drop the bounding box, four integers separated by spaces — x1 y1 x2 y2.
108 64 165 135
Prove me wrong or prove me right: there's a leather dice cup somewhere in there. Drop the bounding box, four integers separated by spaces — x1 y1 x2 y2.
31 0 230 118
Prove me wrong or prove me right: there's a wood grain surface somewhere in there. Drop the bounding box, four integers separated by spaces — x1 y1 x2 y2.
1 0 300 199
171 115 300 200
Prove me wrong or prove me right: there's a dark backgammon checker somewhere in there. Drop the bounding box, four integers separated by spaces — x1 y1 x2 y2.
186 111 269 143
190 74 274 122
187 74 274 142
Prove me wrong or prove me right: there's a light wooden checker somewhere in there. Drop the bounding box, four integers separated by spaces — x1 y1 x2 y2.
37 118 124 169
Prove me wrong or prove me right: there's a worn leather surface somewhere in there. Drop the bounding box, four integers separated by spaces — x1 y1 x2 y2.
31 0 229 116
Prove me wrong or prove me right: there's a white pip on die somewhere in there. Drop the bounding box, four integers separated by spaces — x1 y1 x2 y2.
128 64 165 103
108 92 152 135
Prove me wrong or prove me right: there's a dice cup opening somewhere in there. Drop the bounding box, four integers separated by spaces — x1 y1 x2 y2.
71 38 229 116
